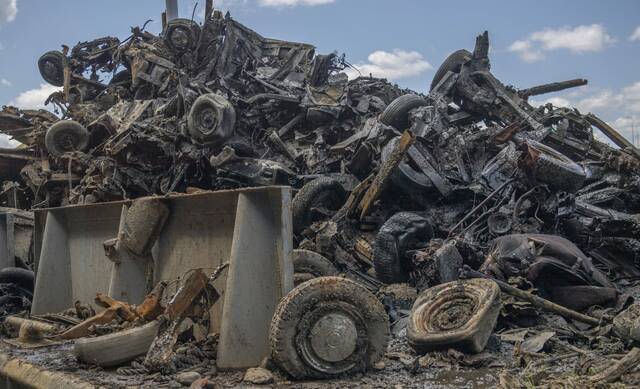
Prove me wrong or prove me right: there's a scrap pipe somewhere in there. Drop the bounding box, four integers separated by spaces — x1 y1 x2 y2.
460 266 601 326
585 113 640 158
165 0 178 21
519 78 588 98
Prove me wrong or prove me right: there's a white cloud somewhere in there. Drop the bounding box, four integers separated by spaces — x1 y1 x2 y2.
529 96 572 108
9 84 60 110
508 39 544 62
576 90 616 112
345 49 432 81
561 82 640 115
532 24 613 52
0 0 17 25
510 24 614 62
620 82 640 113
630 26 640 41
601 116 640 147
258 0 334 6
0 78 11 87
526 81 640 147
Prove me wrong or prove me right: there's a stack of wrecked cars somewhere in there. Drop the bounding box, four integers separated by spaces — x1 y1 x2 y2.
0 4 640 388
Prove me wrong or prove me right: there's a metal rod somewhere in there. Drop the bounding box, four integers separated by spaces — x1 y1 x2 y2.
165 0 179 21
461 266 601 326
519 78 588 98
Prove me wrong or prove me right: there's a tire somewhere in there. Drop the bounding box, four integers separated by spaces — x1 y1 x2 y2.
292 177 348 234
0 267 35 291
430 49 472 91
38 51 65 87
74 321 159 367
165 18 201 53
407 279 501 354
187 93 236 147
270 277 389 379
45 120 90 157
524 140 585 192
292 250 338 285
379 94 428 131
122 198 170 257
373 212 433 283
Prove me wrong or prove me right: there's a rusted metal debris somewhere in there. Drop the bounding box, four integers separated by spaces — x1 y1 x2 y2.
0 4 639 387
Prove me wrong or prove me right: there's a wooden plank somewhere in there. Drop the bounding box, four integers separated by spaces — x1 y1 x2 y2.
358 130 415 219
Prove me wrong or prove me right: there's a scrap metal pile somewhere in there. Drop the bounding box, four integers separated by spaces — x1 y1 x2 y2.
1 5 640 388
0 8 411 209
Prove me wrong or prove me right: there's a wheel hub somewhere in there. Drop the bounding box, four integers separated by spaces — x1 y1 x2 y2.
56 133 79 151
198 107 218 131
44 61 59 78
309 312 358 362
170 28 190 50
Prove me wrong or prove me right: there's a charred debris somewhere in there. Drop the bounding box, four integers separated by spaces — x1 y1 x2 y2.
1 5 640 388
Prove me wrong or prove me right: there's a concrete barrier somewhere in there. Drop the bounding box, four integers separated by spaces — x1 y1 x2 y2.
31 186 293 369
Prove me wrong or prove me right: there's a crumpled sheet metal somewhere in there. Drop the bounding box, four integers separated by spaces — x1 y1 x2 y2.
0 6 638 336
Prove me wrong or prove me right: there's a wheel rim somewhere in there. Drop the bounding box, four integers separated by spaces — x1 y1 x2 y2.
488 213 512 234
196 105 219 135
54 131 80 152
296 302 367 375
169 26 192 51
43 61 60 79
309 313 358 362
40 56 63 85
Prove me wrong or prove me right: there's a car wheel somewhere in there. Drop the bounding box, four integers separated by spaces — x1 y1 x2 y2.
430 49 472 91
187 93 236 147
379 94 428 131
292 177 347 234
164 18 201 53
45 120 90 157
270 276 389 379
38 51 66 87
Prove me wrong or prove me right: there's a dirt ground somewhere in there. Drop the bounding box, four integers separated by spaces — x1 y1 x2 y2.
4 301 640 389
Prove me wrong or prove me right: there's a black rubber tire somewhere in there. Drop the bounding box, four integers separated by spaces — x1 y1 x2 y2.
187 93 236 146
292 177 348 234
45 120 90 157
430 49 472 91
164 18 201 53
379 94 428 131
38 51 65 87
373 212 433 283
0 267 35 291
74 321 159 367
292 249 338 285
525 140 585 192
270 276 389 379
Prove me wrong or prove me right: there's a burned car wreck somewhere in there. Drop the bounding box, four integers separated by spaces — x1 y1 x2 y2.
1 3 640 388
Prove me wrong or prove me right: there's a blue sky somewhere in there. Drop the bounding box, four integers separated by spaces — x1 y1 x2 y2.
1 0 639 144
